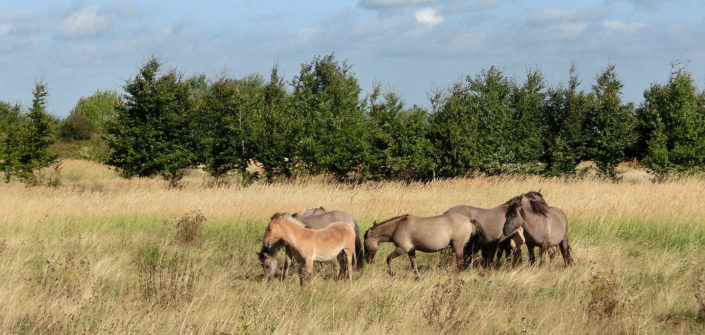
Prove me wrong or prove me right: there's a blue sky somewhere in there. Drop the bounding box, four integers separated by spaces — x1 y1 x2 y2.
1 0 705 117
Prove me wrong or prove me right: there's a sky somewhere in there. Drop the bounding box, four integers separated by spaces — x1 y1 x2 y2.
1 0 705 118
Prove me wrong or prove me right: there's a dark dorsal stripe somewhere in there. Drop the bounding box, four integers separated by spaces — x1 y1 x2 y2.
373 214 410 227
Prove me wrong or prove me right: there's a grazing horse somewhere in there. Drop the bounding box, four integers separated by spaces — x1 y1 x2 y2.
363 213 477 279
261 213 357 283
502 192 573 266
258 210 363 280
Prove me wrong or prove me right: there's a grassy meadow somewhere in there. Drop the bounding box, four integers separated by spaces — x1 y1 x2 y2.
1 159 705 334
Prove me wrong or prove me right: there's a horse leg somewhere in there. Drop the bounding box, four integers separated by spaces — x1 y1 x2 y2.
282 248 293 280
302 258 314 285
337 252 346 280
539 245 548 266
407 250 420 280
527 244 536 265
346 248 354 282
559 240 573 266
386 247 406 277
511 247 522 267
483 244 499 268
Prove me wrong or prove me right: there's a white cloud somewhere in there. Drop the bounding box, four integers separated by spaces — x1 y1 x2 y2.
415 8 443 27
529 8 584 23
556 22 586 38
0 23 11 35
58 7 109 39
603 20 645 33
360 0 436 9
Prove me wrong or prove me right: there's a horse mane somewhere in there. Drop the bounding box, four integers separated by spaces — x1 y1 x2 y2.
373 214 409 227
269 212 308 227
524 191 549 216
505 197 523 218
503 191 549 217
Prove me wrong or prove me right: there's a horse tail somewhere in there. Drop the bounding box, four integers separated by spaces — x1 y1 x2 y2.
353 219 364 270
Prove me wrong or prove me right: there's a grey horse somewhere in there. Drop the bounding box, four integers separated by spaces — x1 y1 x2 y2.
502 191 573 266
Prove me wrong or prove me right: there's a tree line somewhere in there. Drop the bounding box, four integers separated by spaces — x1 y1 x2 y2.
1 54 704 185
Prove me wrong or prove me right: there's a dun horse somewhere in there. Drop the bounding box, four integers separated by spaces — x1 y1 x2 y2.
261 213 357 283
363 213 477 279
445 202 521 267
258 209 363 280
302 206 327 217
502 192 573 266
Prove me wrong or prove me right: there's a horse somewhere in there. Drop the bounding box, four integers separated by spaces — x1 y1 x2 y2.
502 191 573 266
302 207 326 217
258 210 363 280
261 213 357 283
498 226 525 267
444 201 520 267
363 213 477 279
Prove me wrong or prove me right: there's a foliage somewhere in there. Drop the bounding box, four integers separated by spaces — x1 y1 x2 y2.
1 81 58 184
173 210 206 246
542 65 592 175
6 57 705 182
247 66 296 180
105 57 196 187
636 69 705 174
60 90 120 141
60 112 96 140
290 54 370 180
429 67 546 176
584 64 635 179
199 75 250 179
365 87 435 180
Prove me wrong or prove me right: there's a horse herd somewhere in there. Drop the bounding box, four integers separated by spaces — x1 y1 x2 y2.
257 191 573 283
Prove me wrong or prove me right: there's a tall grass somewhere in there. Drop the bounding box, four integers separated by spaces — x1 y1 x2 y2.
0 159 704 334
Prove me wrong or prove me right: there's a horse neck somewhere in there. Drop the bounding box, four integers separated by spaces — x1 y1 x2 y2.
275 219 308 248
370 219 398 241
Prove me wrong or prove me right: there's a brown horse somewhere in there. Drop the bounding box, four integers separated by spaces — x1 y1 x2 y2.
258 210 363 280
262 213 357 283
444 202 517 267
502 192 573 266
363 213 477 279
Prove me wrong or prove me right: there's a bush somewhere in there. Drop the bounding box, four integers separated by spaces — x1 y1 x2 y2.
174 210 206 246
60 113 96 140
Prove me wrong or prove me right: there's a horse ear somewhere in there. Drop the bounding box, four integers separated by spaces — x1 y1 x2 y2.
373 220 378 226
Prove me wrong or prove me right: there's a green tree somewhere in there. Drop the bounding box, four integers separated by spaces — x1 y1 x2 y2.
248 66 296 180
1 81 58 184
60 90 121 140
105 57 196 187
200 75 252 180
635 69 705 173
543 65 592 175
584 64 634 179
290 54 369 179
510 68 547 173
429 67 519 176
365 87 435 180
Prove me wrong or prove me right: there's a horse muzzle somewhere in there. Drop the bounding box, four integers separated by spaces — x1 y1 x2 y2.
263 240 271 249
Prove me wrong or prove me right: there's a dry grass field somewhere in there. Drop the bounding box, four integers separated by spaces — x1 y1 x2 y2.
1 159 705 334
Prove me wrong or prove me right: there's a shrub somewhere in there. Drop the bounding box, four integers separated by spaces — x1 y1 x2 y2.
174 210 206 246
60 112 96 140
